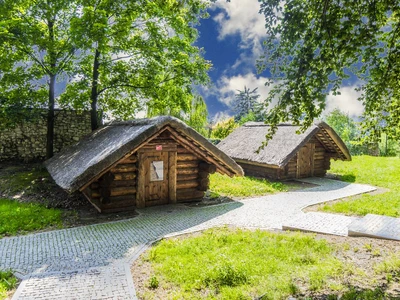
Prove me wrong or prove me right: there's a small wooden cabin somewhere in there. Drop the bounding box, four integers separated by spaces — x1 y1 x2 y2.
45 116 243 212
217 121 351 180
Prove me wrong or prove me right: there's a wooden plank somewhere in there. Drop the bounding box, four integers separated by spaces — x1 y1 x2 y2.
198 177 210 191
110 186 137 197
177 180 199 189
136 152 146 208
120 156 138 164
177 153 198 161
111 164 137 173
169 151 177 204
176 189 204 201
177 174 198 181
199 162 217 174
177 168 199 175
113 173 136 181
107 195 136 203
110 179 136 187
177 160 199 168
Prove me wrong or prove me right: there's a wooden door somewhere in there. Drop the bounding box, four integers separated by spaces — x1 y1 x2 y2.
297 143 315 178
138 151 170 207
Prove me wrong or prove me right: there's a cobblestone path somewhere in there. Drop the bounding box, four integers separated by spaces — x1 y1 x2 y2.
1 178 375 299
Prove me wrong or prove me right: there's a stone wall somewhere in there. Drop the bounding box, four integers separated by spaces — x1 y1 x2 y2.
0 110 100 161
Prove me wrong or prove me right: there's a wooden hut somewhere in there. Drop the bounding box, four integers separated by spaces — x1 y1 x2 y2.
45 116 243 213
217 121 351 180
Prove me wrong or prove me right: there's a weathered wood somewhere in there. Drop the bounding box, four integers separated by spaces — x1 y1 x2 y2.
107 195 136 203
177 147 191 153
198 177 210 191
177 160 199 168
111 164 137 173
199 162 217 174
110 186 136 197
113 172 136 181
177 180 199 189
136 152 146 208
176 188 204 201
91 190 100 198
90 182 100 189
177 153 198 161
139 144 177 152
120 156 138 164
177 174 198 181
169 151 177 204
177 167 199 175
110 179 136 187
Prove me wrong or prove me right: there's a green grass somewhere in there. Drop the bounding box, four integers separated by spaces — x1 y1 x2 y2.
144 227 343 299
0 198 62 237
209 173 286 197
320 156 400 217
0 270 17 300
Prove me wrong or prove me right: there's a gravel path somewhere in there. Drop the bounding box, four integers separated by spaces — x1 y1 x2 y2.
1 178 375 299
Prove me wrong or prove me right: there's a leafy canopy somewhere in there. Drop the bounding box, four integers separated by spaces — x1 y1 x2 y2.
258 0 400 141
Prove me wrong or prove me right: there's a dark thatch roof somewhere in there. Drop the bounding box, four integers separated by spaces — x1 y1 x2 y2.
217 121 351 168
45 116 243 193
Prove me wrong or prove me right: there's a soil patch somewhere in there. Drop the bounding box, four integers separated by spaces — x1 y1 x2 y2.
0 162 139 229
131 229 400 299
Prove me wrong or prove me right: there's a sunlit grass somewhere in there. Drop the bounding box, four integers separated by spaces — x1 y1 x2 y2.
0 198 62 237
320 156 400 217
209 173 286 197
0 270 17 300
144 227 343 299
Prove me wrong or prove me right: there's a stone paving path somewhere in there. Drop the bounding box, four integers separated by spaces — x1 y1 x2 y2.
348 214 400 241
0 178 376 299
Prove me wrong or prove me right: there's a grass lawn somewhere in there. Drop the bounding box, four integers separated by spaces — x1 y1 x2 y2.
0 270 17 300
133 228 400 299
0 198 62 237
320 156 400 217
209 173 286 197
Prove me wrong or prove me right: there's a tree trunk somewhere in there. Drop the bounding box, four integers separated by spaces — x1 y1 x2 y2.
46 19 56 159
90 49 101 131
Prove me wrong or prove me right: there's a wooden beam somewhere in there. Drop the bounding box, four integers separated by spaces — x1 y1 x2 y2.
136 152 146 208
168 151 177 204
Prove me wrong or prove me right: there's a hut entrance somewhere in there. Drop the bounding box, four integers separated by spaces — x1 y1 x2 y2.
297 144 315 178
139 151 172 207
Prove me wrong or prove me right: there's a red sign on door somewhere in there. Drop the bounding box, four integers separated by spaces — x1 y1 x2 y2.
156 145 162 151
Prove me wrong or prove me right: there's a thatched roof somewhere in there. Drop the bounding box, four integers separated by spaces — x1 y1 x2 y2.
217 121 351 168
45 116 243 192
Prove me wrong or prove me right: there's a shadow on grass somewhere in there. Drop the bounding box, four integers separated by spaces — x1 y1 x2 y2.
304 285 397 300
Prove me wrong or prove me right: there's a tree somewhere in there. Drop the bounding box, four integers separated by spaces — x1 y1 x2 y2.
211 117 238 140
186 95 209 136
0 0 79 158
233 86 261 121
63 0 211 130
258 0 400 141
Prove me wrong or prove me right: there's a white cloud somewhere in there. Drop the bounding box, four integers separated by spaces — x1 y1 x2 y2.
211 110 232 123
324 85 364 117
211 0 266 68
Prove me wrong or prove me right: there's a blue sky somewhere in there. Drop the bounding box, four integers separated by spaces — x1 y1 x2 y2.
196 0 365 122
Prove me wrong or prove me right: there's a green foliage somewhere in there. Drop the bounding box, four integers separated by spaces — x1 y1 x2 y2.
63 0 211 124
0 198 62 237
210 117 238 140
209 173 286 197
0 167 49 195
378 134 400 157
320 156 400 217
258 0 400 142
146 228 343 299
186 95 209 136
0 270 17 299
148 276 159 289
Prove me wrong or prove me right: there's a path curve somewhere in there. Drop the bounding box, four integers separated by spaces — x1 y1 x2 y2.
1 178 375 299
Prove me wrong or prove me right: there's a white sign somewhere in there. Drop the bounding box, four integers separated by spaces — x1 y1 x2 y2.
150 161 164 181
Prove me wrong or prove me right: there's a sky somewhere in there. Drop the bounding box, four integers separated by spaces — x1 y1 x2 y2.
196 0 365 122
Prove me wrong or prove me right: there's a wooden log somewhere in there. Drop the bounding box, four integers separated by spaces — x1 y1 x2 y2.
198 171 209 179
113 173 137 181
177 153 198 161
177 160 199 168
177 168 198 175
168 151 177 204
110 179 136 187
136 153 145 208
177 180 199 189
92 190 100 198
198 162 217 174
177 147 191 154
110 186 137 197
107 195 136 203
111 164 137 173
120 156 138 164
90 182 100 189
176 188 204 201
177 174 198 181
198 177 210 191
